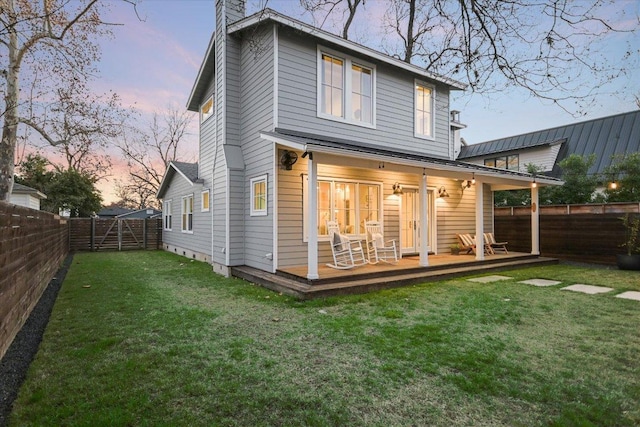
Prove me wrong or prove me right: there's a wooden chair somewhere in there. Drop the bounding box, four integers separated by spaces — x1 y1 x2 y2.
484 232 508 254
456 233 493 255
326 221 367 269
364 220 398 264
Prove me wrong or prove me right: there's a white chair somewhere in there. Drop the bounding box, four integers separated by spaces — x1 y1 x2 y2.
326 221 367 269
364 220 398 264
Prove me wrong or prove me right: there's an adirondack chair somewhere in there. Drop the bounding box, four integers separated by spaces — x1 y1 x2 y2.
456 233 493 255
364 220 398 264
326 221 367 269
484 232 509 254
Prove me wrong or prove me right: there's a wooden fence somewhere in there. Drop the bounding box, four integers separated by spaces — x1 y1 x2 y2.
0 202 68 360
495 202 640 265
68 218 162 251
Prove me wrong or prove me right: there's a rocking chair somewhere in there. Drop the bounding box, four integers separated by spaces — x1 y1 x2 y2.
364 220 398 264
326 221 367 269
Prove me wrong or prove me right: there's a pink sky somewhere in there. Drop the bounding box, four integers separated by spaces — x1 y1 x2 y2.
92 0 639 204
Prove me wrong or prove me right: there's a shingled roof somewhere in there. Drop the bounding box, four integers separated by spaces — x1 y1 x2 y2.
459 110 640 178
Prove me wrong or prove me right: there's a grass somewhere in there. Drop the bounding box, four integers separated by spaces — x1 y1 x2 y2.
9 251 640 426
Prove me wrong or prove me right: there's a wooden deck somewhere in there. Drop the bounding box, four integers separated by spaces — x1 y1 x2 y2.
231 252 558 300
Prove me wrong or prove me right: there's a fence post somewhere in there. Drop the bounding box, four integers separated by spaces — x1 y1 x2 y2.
143 218 147 249
91 217 95 251
118 219 122 251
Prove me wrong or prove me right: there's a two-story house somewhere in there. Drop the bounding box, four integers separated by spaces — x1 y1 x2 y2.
157 0 560 284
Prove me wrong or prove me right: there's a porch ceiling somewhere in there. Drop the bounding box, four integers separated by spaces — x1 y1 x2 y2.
261 128 563 190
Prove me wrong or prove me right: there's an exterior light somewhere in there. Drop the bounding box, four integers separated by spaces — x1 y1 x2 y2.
392 182 403 195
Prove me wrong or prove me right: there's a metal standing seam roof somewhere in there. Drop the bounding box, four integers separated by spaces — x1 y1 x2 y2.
459 110 640 178
263 128 562 186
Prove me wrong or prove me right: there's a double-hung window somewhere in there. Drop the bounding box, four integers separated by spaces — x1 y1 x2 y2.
181 195 193 233
318 48 375 127
250 175 267 216
163 200 172 231
304 177 382 239
415 81 435 139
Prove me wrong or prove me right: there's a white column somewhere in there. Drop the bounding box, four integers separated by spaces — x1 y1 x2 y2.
307 154 319 279
475 181 485 261
531 185 540 255
419 173 429 267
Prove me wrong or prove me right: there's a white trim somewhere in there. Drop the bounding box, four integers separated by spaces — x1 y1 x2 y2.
250 174 268 217
273 24 279 129
186 34 215 109
272 144 279 273
157 162 195 198
201 189 210 212
181 194 194 234
316 46 376 129
414 80 436 140
163 199 172 231
227 9 466 90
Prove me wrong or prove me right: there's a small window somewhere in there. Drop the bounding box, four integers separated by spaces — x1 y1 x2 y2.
507 155 520 171
163 200 172 231
201 96 213 123
201 190 210 212
484 159 496 168
415 82 434 139
495 156 507 169
181 195 193 233
250 175 267 216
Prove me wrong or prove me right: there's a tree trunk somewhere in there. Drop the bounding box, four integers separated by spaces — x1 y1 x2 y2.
0 0 19 201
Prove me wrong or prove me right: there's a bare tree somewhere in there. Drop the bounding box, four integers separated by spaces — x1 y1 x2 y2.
0 0 135 201
383 0 637 109
300 0 365 40
116 108 193 209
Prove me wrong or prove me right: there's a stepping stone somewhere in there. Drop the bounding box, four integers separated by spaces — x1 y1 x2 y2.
518 279 561 287
468 275 512 283
615 291 640 301
561 284 613 294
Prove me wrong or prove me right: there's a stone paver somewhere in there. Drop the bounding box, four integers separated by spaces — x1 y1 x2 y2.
518 279 561 287
615 291 640 301
561 284 613 294
467 275 512 283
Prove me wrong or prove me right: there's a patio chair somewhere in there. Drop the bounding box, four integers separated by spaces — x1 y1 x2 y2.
484 232 508 254
364 220 398 264
326 221 367 269
456 233 493 255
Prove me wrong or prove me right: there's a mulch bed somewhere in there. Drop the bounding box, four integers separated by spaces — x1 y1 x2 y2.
0 254 73 427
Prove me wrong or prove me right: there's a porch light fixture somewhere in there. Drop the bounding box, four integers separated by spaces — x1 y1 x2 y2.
392 182 403 195
471 173 476 185
531 178 537 188
438 186 450 198
609 181 618 190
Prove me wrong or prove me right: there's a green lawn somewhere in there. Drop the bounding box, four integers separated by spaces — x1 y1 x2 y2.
9 251 640 426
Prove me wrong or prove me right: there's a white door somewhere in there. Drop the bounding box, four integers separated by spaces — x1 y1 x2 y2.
401 188 435 255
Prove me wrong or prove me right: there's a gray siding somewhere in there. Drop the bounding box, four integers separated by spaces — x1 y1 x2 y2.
239 25 275 270
277 29 451 158
161 176 211 256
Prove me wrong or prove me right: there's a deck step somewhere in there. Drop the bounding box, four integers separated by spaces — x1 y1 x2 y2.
232 257 558 300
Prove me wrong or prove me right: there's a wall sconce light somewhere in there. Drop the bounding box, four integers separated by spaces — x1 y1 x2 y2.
609 181 618 190
438 186 450 198
461 173 476 191
392 182 403 195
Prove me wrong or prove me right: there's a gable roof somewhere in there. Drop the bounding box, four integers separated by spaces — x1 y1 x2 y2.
156 161 201 199
187 8 467 111
12 183 47 199
98 206 134 217
458 110 640 178
116 208 162 219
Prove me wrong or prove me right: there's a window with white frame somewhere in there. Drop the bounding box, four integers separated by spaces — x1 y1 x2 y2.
318 48 375 127
181 195 193 233
250 175 267 216
201 96 213 123
304 177 382 239
415 82 434 139
201 189 210 212
163 200 172 231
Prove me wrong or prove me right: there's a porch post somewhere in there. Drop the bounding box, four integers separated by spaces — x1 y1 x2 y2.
531 185 540 255
307 153 319 279
419 172 429 266
475 181 485 261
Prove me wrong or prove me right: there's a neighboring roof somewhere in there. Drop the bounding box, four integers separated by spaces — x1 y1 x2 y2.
116 208 162 219
187 8 467 111
98 206 134 217
459 110 640 178
12 183 47 199
156 161 201 199
262 128 562 189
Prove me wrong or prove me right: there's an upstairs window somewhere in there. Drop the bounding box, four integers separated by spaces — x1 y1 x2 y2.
415 82 434 139
484 155 520 171
318 48 375 127
201 96 213 123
